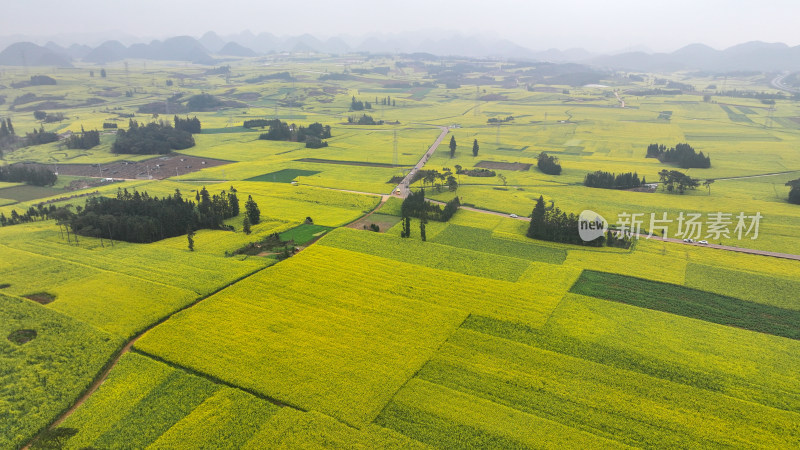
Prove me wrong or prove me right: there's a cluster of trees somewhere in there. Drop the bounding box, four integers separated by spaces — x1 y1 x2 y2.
350 97 372 111
30 75 57 86
527 196 603 246
66 186 250 244
487 116 514 123
400 189 460 222
243 119 271 128
257 119 332 148
455 165 495 177
537 152 562 175
658 169 700 194
0 164 57 186
786 179 800 205
38 112 66 123
103 122 118 129
646 143 711 169
112 119 195 154
65 127 101 150
414 168 458 191
0 203 60 227
174 116 201 134
347 114 383 125
583 171 644 189
25 126 59 146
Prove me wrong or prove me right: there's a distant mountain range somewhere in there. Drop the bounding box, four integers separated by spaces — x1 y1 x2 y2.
1 32 799 72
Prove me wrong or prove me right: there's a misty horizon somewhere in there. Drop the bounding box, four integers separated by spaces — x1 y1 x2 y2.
2 0 800 54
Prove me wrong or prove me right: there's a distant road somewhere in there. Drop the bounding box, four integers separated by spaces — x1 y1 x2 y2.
393 126 449 198
771 74 800 94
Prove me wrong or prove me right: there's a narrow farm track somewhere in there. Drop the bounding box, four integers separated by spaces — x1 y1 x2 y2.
24 263 273 449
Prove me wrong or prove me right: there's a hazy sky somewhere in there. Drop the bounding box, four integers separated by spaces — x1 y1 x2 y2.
2 0 799 52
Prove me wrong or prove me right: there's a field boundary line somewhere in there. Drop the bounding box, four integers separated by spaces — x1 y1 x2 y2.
370 312 471 423
130 348 305 410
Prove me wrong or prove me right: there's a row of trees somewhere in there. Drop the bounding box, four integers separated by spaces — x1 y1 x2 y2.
583 171 644 189
65 127 100 150
111 119 195 154
0 164 57 186
0 203 61 227
646 143 711 169
375 96 396 107
527 196 604 246
537 152 562 175
400 189 461 222
174 116 201 134
347 114 383 125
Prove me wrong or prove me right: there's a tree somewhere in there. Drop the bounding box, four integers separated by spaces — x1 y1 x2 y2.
187 227 195 251
242 216 252 235
449 135 457 158
33 110 47 121
245 195 260 225
703 179 715 195
527 195 547 239
400 216 411 238
100 69 107 78
497 173 507 186
419 213 427 242
472 139 479 157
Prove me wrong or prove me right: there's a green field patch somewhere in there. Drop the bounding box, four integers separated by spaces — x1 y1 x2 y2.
245 169 321 183
201 126 258 134
320 227 532 281
570 270 800 340
495 146 526 152
0 185 64 202
431 225 566 264
719 104 754 123
295 158 407 168
278 223 333 245
561 146 586 155
735 105 757 115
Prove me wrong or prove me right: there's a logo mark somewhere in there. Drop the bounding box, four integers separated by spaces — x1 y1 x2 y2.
579 210 608 242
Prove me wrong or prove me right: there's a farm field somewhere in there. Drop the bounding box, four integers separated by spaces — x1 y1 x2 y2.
2 54 800 448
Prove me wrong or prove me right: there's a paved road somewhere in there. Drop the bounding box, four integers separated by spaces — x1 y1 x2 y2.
771 74 800 94
393 126 449 198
